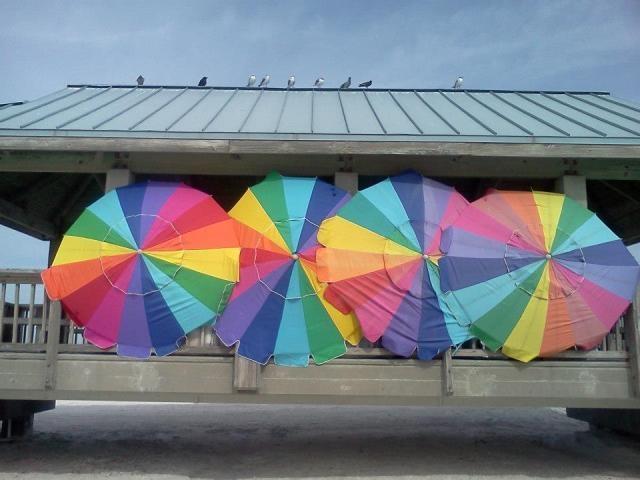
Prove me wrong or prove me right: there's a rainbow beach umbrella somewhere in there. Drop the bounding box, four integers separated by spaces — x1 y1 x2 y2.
316 171 470 359
41 182 240 357
215 172 361 366
439 189 640 362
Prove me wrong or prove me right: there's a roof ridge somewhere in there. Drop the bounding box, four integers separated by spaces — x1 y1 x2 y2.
65 84 611 95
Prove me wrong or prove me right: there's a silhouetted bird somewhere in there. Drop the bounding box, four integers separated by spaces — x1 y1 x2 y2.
247 74 256 87
258 75 270 87
340 77 351 89
314 77 325 88
287 76 295 88
452 76 463 89
136 75 144 86
198 76 208 87
359 80 372 88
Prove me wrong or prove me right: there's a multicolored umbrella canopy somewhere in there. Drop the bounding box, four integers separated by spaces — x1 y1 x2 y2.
41 182 240 358
316 171 471 359
439 189 640 362
215 172 362 366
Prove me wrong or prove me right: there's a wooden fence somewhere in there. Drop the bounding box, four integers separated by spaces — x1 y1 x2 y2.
1 268 639 407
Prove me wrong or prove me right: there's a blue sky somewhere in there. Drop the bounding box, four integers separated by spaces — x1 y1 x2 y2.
2 0 640 103
1 0 640 269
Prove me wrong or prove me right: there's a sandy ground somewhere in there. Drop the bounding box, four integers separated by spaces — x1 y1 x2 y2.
0 402 639 480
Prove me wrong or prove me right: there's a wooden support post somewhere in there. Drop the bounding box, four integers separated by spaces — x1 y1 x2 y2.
624 288 640 397
555 175 587 207
44 301 61 390
0 282 5 344
233 354 259 391
105 168 134 192
441 348 454 397
334 171 359 195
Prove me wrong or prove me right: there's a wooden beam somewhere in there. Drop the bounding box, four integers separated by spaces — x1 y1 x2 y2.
2 136 640 158
2 149 640 180
0 151 111 173
2 353 640 408
0 197 57 240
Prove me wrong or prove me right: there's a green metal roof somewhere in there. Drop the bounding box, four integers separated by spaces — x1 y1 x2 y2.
1 85 639 144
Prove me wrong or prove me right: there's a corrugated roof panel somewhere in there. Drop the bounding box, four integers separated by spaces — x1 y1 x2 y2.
95 88 176 130
541 94 640 137
312 91 348 134
204 89 259 132
129 88 189 131
451 92 529 136
498 93 598 137
0 87 100 129
134 88 200 131
470 92 565 137
417 92 490 135
524 93 632 137
588 94 640 117
167 89 233 132
0 88 77 123
340 91 384 134
1 86 639 144
2 87 114 130
277 90 312 133
241 90 283 132
365 91 420 135
390 91 456 135
549 94 640 136
60 87 144 130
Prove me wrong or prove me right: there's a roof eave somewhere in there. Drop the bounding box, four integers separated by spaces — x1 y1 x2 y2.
1 134 640 158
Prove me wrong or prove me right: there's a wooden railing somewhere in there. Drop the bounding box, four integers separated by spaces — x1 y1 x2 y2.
0 268 634 361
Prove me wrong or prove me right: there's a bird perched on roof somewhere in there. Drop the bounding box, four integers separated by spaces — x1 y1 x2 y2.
198 76 207 87
359 80 372 88
247 74 256 87
258 75 270 87
340 77 351 89
287 76 295 88
136 75 144 86
314 77 325 88
452 76 463 89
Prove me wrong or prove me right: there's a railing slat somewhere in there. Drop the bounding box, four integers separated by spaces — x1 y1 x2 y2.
0 282 5 344
11 283 19 343
66 322 74 345
26 283 36 344
39 296 49 344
